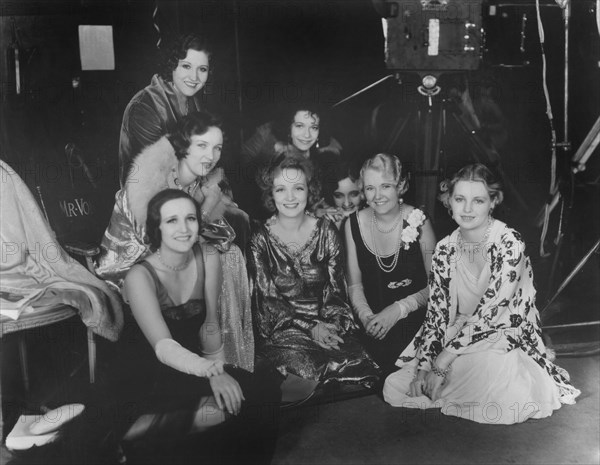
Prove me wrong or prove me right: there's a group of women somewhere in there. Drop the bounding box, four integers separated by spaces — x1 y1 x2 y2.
91 32 579 464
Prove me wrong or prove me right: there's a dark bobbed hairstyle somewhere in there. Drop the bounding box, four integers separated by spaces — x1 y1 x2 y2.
271 101 332 148
438 163 504 208
358 153 408 195
168 110 224 160
256 154 321 213
145 189 201 251
321 155 360 206
158 33 213 81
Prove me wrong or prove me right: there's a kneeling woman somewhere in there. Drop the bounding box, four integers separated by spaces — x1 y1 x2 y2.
122 189 279 463
248 156 380 402
383 164 580 424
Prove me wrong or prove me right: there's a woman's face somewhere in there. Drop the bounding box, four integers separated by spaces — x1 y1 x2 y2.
181 126 223 177
159 198 199 253
449 180 496 235
171 49 210 97
362 168 403 215
290 111 319 152
272 167 308 218
333 177 362 216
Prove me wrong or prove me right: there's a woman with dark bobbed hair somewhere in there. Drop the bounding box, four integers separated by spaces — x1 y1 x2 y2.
119 33 213 186
119 188 280 464
383 163 580 424
96 111 254 370
247 155 379 404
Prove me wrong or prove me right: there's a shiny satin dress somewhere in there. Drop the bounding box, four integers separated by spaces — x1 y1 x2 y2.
248 215 380 385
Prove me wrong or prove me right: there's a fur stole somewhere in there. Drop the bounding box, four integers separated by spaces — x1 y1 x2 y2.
125 136 177 227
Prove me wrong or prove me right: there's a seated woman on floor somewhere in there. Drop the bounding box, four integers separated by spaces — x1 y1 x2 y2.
95 111 254 370
345 153 436 376
247 155 380 403
383 163 581 424
120 189 279 464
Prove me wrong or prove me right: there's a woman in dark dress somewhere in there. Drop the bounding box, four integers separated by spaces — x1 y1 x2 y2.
120 189 279 464
345 153 436 375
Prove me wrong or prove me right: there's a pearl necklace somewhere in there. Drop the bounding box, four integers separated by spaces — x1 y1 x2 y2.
458 218 494 262
373 206 404 233
156 248 192 272
370 208 404 273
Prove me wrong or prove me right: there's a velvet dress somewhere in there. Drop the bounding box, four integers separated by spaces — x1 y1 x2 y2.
348 210 428 375
247 216 380 385
117 246 280 464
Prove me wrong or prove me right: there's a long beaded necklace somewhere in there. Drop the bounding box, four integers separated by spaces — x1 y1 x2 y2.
156 248 192 272
370 206 404 273
458 217 494 262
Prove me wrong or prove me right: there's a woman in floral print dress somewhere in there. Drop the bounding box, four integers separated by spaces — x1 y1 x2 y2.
383 163 580 424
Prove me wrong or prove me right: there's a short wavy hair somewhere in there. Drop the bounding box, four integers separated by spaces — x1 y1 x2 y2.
358 153 408 195
321 156 360 206
158 33 213 82
438 163 504 208
256 155 321 213
168 111 224 160
145 189 201 250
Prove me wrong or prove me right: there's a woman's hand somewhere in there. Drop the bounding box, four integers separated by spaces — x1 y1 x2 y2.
423 370 445 401
200 184 225 219
422 351 456 401
205 360 225 378
365 303 402 340
209 372 245 416
314 206 344 224
408 369 428 397
311 322 343 350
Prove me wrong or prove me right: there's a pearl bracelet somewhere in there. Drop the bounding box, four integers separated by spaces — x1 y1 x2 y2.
431 362 451 378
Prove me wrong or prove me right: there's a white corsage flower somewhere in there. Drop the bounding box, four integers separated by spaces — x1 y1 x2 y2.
407 209 426 228
400 208 425 250
400 226 419 248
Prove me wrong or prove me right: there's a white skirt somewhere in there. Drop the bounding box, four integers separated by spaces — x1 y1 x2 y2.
383 349 563 424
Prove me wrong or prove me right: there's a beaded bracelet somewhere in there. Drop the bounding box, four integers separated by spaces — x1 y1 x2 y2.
431 362 451 378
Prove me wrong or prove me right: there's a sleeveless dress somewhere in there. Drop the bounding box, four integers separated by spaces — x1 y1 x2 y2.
349 211 428 375
115 247 280 464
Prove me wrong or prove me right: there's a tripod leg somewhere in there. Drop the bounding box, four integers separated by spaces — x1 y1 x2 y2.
541 237 600 313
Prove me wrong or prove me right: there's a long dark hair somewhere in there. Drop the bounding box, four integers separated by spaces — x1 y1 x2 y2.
145 189 200 250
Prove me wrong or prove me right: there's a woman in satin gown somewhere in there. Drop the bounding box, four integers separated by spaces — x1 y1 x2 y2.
247 155 380 402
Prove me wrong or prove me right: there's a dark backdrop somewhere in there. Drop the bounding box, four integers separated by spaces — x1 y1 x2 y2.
1 0 598 303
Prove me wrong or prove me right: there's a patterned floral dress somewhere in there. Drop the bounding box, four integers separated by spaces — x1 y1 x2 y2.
247 216 380 385
383 220 580 424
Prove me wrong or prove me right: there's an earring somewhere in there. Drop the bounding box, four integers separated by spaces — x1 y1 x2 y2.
316 139 320 149
398 197 404 205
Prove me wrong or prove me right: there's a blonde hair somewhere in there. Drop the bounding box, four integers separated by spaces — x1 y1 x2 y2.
359 153 408 195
